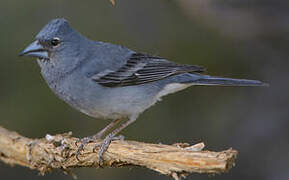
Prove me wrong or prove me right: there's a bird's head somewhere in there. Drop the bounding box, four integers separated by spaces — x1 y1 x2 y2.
19 18 90 83
19 18 82 61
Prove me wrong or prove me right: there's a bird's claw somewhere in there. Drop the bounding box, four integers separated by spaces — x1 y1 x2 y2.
75 144 84 161
75 134 124 164
92 144 101 153
96 134 125 165
75 136 96 161
97 138 111 165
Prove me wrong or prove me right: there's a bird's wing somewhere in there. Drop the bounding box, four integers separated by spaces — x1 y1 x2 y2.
92 53 205 87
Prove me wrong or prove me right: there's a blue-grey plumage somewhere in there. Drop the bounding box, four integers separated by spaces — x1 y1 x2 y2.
19 18 267 164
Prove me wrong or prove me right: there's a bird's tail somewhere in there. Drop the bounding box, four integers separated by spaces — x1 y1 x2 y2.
192 75 268 87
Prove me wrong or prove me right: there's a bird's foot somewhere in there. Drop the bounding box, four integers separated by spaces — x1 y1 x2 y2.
75 134 124 163
93 134 125 165
75 134 101 161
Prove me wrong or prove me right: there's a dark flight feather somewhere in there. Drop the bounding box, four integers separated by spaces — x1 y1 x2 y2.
92 53 205 87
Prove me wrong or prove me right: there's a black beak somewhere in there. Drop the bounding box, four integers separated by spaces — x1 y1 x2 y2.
19 40 49 59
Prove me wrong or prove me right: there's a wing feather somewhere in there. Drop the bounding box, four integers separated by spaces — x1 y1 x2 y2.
92 53 204 87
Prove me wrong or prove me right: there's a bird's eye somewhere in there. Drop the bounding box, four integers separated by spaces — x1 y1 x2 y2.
51 37 60 46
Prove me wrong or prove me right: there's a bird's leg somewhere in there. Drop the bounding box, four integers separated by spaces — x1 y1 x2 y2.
95 115 137 165
75 118 121 161
93 118 121 139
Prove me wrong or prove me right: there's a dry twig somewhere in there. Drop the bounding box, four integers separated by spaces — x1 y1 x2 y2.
110 0 115 6
0 126 237 179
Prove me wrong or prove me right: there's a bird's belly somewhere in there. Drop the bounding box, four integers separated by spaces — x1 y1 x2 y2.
49 76 160 120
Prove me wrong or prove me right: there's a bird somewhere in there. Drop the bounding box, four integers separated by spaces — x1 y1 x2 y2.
19 18 267 164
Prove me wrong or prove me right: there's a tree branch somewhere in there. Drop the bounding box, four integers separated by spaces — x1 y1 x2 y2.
0 126 237 179
109 0 115 6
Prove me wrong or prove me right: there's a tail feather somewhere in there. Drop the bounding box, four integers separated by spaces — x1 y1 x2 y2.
193 75 268 87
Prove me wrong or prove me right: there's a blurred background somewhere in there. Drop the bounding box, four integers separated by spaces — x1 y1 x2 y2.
0 0 288 179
